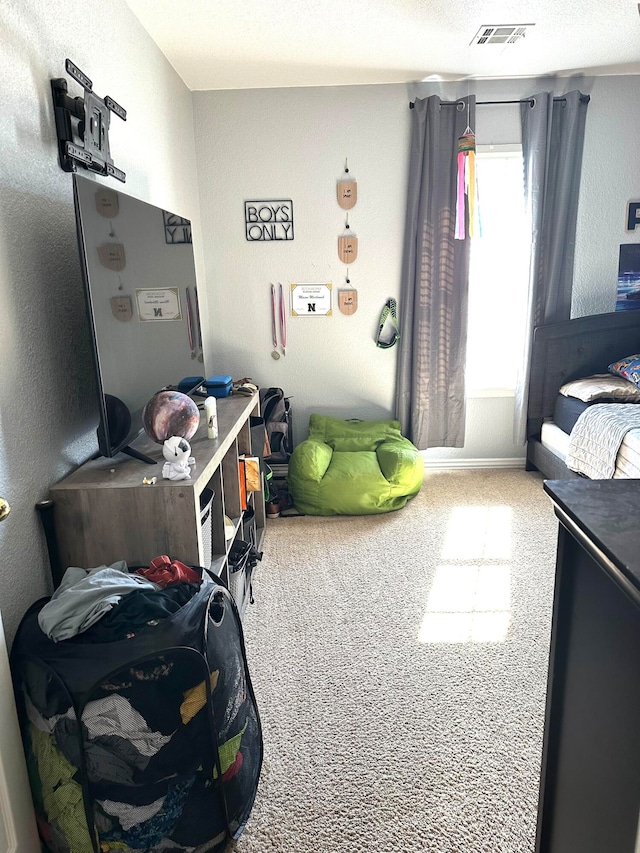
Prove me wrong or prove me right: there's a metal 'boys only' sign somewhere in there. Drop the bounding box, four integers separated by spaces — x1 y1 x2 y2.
245 200 294 242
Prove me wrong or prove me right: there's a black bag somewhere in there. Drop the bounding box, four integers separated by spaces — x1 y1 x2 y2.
228 539 262 612
259 387 292 464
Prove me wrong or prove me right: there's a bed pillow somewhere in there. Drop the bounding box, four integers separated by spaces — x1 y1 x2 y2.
608 355 640 389
559 373 640 402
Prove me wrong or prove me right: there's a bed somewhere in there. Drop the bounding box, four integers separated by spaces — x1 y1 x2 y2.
526 310 640 480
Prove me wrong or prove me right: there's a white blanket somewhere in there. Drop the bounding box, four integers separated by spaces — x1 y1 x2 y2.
566 404 640 479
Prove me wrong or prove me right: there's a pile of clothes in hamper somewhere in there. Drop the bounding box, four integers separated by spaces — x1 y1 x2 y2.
10 560 263 853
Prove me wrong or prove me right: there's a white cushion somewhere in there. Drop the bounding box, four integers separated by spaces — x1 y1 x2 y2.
559 373 640 403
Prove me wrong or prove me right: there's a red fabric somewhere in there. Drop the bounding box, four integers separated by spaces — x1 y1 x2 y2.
137 555 201 587
36 817 52 844
222 749 244 781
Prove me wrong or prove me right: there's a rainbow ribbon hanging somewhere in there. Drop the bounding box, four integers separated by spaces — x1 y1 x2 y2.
455 127 478 240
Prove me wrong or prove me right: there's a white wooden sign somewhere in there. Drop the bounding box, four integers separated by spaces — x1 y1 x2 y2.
136 288 182 321
338 234 358 263
291 283 332 316
337 179 357 209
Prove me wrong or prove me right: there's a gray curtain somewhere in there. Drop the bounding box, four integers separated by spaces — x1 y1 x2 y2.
395 95 475 449
513 90 590 443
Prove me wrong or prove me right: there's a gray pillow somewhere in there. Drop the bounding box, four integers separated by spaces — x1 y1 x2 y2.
559 373 640 403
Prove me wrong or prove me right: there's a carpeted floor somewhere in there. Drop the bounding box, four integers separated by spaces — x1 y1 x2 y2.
236 469 558 853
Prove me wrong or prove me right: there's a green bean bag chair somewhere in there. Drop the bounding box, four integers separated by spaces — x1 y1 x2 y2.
287 415 424 515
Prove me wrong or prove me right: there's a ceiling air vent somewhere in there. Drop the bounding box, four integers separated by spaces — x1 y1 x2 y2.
471 24 535 46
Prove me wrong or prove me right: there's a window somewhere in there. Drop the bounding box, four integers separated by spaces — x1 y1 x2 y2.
465 146 530 395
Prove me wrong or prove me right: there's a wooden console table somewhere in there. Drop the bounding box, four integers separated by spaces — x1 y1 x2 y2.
51 393 265 610
538 480 640 852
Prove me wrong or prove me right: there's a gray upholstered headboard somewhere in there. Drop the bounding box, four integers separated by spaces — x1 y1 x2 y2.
527 311 640 439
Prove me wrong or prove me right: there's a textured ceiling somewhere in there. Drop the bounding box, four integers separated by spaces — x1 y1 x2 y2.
124 0 640 90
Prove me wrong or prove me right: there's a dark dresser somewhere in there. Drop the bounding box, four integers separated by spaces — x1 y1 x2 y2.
538 480 640 852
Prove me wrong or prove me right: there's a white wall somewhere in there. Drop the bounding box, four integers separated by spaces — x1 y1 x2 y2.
194 74 640 461
571 75 640 317
0 0 206 640
193 84 408 438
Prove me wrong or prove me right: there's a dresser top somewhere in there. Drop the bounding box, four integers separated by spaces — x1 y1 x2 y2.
52 393 258 493
544 479 640 594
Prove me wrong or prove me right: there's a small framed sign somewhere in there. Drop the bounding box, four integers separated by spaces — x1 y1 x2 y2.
291 283 332 316
136 288 182 321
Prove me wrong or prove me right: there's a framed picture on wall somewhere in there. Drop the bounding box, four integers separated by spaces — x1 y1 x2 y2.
290 283 332 316
616 244 640 311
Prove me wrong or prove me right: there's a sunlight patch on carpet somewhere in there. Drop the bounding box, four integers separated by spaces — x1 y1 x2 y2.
419 506 512 643
440 506 512 560
418 565 511 643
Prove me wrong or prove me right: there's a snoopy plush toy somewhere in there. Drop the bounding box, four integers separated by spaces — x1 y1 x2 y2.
162 436 195 481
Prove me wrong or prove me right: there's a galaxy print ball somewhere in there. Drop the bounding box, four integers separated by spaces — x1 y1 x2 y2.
142 391 200 443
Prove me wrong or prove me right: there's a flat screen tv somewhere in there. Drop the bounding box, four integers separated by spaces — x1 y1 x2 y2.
73 173 206 463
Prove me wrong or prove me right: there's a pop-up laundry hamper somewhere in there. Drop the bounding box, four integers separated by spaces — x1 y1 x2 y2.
11 572 262 853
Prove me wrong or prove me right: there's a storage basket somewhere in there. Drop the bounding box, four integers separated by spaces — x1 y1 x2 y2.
200 487 215 570
229 565 246 613
11 573 263 853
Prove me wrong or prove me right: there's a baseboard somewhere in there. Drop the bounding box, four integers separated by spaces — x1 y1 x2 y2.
423 457 527 470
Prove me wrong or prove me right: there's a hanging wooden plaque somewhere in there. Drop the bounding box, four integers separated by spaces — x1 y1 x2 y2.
338 234 358 263
110 295 133 322
98 243 126 271
337 180 357 209
338 289 358 315
95 188 120 218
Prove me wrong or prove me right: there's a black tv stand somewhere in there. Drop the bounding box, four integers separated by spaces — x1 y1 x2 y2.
120 445 157 465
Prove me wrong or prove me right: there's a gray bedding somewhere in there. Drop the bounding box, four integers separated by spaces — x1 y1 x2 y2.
565 404 640 479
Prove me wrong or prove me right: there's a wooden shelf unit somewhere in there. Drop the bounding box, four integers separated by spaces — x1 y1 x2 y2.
51 394 265 601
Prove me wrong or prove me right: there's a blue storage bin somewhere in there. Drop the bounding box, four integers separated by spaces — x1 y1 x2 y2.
178 375 205 393
205 375 233 398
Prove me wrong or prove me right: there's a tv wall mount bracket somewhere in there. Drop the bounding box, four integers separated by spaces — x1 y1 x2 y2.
51 59 127 183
